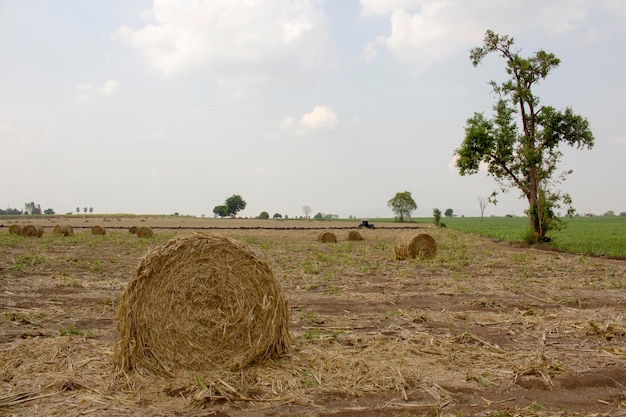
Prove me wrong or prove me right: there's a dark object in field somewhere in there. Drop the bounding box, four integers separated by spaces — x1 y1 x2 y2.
395 233 437 260
358 220 375 229
317 231 338 243
129 226 138 234
22 224 44 238
114 232 291 375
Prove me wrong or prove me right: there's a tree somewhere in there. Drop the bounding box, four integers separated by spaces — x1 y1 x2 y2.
83 207 88 213
213 205 228 218
313 212 324 219
76 207 80 214
273 213 283 219
44 208 55 215
224 194 246 217
387 191 417 222
444 208 454 218
89 207 93 214
454 30 594 242
478 196 488 221
258 211 270 219
302 206 312 219
433 208 442 226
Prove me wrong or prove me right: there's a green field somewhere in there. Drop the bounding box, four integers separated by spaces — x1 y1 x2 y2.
401 216 626 259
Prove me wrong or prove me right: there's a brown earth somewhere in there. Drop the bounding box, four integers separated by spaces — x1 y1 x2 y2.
0 215 625 417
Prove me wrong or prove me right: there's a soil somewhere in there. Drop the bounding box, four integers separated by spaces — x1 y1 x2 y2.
1 215 625 417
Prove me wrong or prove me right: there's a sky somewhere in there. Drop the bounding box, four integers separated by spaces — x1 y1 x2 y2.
1 0 625 219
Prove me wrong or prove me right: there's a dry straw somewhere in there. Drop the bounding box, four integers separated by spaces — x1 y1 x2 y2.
91 225 106 236
395 233 437 260
317 231 337 243
8 224 22 236
347 230 364 241
128 226 138 234
114 232 291 376
136 226 153 238
22 224 44 238
53 224 74 236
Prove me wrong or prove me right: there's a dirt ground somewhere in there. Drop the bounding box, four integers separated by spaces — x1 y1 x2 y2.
1 215 625 417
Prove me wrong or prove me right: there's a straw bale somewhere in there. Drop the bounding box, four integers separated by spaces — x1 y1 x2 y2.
136 226 153 238
8 224 22 236
53 224 74 236
22 224 44 238
129 226 138 234
395 233 437 260
317 231 337 243
347 230 364 241
114 232 291 375
91 225 106 236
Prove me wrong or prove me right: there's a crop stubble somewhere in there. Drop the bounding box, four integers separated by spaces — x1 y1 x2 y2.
0 216 625 416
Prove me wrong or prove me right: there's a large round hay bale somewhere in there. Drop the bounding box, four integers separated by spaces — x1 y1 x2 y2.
22 224 44 238
53 224 74 236
91 225 106 236
136 226 153 238
8 225 22 236
395 233 437 260
347 230 364 241
129 226 138 234
317 231 337 243
114 232 291 375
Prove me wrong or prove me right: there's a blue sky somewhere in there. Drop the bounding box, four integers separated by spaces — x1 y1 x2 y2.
1 0 624 218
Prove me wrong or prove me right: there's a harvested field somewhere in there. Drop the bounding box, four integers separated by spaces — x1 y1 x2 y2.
0 216 625 417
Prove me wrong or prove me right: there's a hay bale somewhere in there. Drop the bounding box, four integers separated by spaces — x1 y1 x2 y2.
347 230 364 241
129 226 138 234
395 233 437 260
136 226 153 238
8 224 22 236
317 231 337 243
114 232 291 375
53 224 74 236
22 224 44 238
91 225 106 236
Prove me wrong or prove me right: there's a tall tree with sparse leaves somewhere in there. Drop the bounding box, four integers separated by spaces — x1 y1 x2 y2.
387 191 417 222
454 30 594 242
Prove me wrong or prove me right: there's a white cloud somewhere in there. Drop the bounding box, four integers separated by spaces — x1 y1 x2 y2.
359 0 601 72
280 105 338 135
115 0 336 93
74 80 119 103
99 80 119 96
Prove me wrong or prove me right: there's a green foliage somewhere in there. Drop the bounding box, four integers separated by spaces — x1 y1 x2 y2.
433 208 442 226
387 191 417 222
225 194 246 217
273 213 283 219
444 208 454 217
454 30 594 241
212 205 228 218
258 211 270 219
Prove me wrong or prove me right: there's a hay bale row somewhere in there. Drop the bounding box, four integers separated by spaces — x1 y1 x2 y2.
395 233 437 260
114 232 290 375
136 226 153 238
8 224 22 236
53 224 74 236
317 230 365 243
22 224 44 238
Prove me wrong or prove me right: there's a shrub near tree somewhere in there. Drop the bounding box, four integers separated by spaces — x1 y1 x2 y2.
454 30 594 242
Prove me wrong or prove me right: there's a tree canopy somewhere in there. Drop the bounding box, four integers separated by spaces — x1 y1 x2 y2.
387 191 417 222
454 30 594 241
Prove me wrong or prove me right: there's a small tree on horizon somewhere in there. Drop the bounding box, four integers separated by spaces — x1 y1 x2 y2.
444 208 454 218
478 196 488 221
225 194 247 217
387 191 417 222
302 206 312 219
